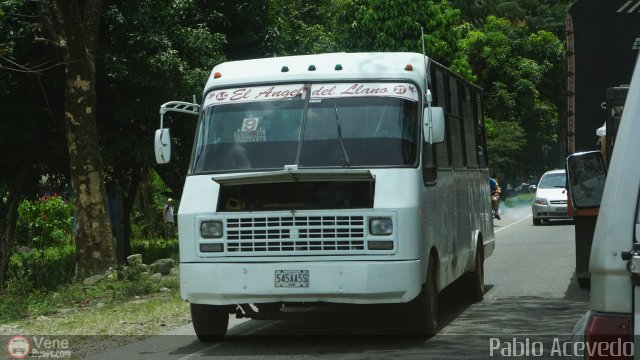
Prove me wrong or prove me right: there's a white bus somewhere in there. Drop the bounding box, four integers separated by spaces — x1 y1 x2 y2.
154 52 494 340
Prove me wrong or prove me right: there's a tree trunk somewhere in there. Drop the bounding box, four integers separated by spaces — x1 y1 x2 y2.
0 157 31 287
54 0 115 276
139 169 157 238
122 168 142 257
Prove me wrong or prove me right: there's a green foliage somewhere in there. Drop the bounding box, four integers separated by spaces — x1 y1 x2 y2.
130 169 173 239
149 169 173 213
485 117 526 174
455 16 565 179
15 196 74 248
0 266 180 323
337 0 462 65
8 244 76 291
0 270 33 320
0 0 26 56
5 228 178 295
451 0 573 36
131 238 179 263
98 0 228 204
5 235 177 294
264 0 338 56
130 217 150 240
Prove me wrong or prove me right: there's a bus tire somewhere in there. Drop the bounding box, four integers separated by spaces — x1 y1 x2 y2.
409 258 438 336
464 243 484 301
190 303 230 342
577 277 591 289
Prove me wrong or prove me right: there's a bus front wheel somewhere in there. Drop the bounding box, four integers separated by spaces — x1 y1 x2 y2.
408 259 438 336
190 303 230 342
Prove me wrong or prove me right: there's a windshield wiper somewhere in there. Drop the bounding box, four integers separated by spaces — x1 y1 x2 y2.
334 103 351 167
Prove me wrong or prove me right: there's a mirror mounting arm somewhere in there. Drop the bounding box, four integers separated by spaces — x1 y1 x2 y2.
154 101 200 165
159 101 200 129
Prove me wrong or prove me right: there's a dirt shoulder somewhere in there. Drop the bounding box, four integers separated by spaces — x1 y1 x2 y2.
0 272 192 358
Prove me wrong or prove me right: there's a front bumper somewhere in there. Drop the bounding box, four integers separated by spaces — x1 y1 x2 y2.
532 203 569 220
180 259 423 305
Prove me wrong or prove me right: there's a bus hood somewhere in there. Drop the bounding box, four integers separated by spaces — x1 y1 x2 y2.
211 168 375 185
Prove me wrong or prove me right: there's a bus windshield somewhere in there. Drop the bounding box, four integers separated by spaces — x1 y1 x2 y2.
191 83 420 173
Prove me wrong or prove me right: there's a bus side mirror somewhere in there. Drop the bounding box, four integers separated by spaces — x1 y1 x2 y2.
155 128 171 164
566 151 607 210
424 107 445 144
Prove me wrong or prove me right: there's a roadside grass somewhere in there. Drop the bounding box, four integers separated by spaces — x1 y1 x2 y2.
0 267 192 359
5 290 190 335
0 270 190 336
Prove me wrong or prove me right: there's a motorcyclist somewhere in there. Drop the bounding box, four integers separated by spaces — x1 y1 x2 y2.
490 171 501 220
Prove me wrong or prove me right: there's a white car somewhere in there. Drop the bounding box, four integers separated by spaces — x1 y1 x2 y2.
569 58 640 356
532 169 569 225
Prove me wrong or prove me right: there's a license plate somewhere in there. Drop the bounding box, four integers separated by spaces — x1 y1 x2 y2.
275 270 309 288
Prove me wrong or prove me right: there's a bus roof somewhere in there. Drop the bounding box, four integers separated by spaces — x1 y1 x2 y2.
204 52 431 93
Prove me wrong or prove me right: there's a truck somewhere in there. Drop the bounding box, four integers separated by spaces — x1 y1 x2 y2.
567 47 640 360
154 52 494 340
564 0 640 288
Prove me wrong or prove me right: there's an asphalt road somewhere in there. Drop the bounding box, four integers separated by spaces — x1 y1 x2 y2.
88 204 589 360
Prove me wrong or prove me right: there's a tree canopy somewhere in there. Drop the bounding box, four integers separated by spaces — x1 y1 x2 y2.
455 16 565 178
337 0 463 66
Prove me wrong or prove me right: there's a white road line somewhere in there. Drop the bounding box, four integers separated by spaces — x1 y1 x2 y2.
178 343 222 360
618 0 634 12
495 214 532 233
628 1 640 13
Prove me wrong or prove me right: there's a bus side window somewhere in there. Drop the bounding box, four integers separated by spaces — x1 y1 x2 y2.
448 76 465 169
463 87 478 168
435 70 451 170
473 92 487 168
423 142 437 184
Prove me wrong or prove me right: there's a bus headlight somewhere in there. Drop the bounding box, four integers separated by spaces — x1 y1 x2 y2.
200 220 223 238
369 217 393 236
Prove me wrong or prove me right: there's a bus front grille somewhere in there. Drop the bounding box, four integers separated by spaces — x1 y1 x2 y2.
225 215 366 254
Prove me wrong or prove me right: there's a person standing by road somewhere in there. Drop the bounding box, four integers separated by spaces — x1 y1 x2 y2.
163 198 176 229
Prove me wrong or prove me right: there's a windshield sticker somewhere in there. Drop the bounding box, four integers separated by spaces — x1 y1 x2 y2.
310 83 419 101
233 117 266 142
234 129 266 143
242 117 260 131
204 84 306 108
